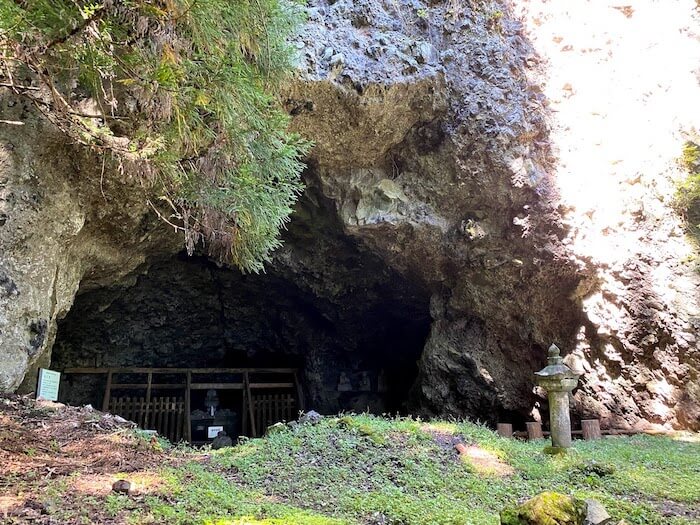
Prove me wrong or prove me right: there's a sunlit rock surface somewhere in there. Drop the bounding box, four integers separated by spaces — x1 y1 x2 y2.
516 0 700 429
1 0 698 429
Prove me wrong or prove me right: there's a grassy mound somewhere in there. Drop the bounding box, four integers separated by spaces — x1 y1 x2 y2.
1 399 698 524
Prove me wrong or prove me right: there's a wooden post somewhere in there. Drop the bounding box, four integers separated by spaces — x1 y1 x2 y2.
102 370 113 412
581 419 602 440
497 423 513 438
144 372 153 428
185 371 192 443
526 421 543 440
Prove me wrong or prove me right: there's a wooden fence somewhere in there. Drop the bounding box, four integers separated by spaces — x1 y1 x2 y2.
252 393 296 436
109 396 185 442
65 367 305 441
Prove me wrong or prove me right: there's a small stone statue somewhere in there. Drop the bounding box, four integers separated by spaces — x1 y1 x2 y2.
358 371 371 391
211 430 233 449
337 372 352 392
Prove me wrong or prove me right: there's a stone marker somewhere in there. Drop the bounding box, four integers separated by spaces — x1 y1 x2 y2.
534 344 581 450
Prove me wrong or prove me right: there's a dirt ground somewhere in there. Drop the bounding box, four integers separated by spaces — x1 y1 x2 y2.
0 394 172 524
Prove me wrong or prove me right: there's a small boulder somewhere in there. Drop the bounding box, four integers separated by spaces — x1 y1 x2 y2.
211 430 233 450
298 410 322 425
265 422 287 436
500 492 586 525
112 479 132 495
584 499 612 525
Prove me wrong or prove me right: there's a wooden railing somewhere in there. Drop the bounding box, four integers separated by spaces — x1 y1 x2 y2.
63 367 305 441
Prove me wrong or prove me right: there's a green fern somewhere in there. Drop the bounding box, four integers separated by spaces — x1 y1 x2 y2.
0 0 310 273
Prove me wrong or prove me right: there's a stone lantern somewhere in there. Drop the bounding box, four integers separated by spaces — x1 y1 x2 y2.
534 344 580 449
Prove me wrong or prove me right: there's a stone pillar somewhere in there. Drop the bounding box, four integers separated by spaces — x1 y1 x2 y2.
549 389 572 448
534 344 581 451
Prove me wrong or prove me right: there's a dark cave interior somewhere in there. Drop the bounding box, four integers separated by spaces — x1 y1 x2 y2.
52 249 432 438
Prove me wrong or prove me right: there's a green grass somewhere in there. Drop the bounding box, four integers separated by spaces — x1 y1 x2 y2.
36 415 700 524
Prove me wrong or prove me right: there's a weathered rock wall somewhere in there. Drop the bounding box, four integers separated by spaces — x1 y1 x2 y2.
1 0 698 429
285 0 586 422
0 93 181 392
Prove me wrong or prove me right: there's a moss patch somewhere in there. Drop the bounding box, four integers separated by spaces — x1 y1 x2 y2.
500 492 586 525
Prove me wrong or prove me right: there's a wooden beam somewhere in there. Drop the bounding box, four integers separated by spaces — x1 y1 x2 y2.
249 382 294 389
190 383 244 390
64 367 298 374
109 383 187 389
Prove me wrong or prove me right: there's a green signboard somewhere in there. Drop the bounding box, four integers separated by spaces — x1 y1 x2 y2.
37 368 61 401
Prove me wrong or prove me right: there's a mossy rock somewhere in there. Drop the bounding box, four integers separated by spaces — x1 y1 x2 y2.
500 492 587 525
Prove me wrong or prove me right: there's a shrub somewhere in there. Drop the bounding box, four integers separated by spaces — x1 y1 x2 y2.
0 0 310 272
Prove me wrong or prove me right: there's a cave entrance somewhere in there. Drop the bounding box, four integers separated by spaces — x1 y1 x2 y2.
51 250 431 443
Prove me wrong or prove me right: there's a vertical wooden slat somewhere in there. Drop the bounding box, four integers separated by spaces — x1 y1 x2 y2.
167 397 173 439
155 397 162 436
241 378 248 437
160 397 166 436
176 399 183 442
294 371 305 413
261 395 266 431
102 370 113 412
166 397 172 439
185 372 192 442
245 372 257 437
144 373 153 429
173 397 179 442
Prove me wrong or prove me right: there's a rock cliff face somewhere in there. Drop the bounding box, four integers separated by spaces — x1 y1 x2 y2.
1 0 698 429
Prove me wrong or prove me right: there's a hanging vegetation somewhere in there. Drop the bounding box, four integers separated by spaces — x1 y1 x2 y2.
0 0 310 272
